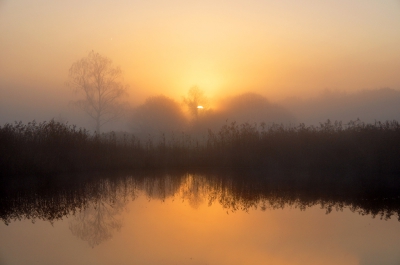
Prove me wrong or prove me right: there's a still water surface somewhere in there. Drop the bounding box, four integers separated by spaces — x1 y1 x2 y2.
1 173 400 265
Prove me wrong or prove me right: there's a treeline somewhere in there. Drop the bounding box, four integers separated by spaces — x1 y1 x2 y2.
1 119 400 177
129 92 295 140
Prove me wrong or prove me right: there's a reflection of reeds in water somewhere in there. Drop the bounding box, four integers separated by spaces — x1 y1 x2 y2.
1 172 400 231
1 119 400 176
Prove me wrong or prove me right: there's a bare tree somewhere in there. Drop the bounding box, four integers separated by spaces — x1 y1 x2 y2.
183 86 208 119
67 51 129 133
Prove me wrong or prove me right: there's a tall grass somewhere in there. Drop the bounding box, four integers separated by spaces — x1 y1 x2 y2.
204 119 400 175
1 119 400 177
0 120 143 176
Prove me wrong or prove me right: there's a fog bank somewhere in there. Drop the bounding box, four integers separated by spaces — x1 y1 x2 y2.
281 88 400 125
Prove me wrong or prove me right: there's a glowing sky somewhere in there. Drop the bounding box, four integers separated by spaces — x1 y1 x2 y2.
1 0 400 105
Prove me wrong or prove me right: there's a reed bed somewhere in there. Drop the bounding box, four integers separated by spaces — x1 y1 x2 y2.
1 119 400 178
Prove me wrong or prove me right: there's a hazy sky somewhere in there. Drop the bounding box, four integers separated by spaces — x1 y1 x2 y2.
1 0 400 122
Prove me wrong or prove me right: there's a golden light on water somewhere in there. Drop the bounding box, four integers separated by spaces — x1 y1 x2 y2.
1 172 400 265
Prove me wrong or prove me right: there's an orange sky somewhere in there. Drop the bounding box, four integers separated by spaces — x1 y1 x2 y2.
1 0 400 108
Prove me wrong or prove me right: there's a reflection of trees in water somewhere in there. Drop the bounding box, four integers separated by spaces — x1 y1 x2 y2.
2 170 400 245
130 172 400 221
69 196 125 248
163 172 400 221
68 177 136 247
178 174 207 209
0 174 138 247
138 174 182 201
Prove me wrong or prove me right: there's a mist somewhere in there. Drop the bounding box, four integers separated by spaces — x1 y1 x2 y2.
280 87 400 125
2 1 400 134
2 81 400 139
3 2 400 264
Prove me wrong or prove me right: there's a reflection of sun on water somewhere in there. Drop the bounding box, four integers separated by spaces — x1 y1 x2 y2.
122 174 368 265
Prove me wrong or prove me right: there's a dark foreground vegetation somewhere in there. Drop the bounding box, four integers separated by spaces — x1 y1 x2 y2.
1 119 400 177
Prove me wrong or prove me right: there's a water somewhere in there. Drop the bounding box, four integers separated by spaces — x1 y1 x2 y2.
1 172 400 265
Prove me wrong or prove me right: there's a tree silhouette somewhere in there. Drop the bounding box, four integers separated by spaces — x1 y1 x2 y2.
183 86 208 119
131 95 187 139
220 92 295 125
67 51 129 133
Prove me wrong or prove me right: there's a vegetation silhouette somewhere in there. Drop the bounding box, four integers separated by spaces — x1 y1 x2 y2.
218 92 295 125
183 86 208 119
131 95 186 140
1 116 400 230
1 119 400 177
67 51 129 133
188 92 296 137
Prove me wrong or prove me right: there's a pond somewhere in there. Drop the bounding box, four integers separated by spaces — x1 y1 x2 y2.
1 172 400 265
